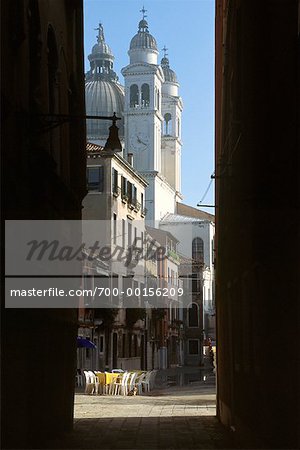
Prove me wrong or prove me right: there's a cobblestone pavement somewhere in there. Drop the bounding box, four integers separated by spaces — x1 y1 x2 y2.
47 379 239 449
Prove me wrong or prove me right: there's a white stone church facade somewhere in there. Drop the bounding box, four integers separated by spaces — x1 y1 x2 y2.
85 13 183 223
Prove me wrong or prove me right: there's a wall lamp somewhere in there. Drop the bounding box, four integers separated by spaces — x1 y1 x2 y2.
33 112 122 152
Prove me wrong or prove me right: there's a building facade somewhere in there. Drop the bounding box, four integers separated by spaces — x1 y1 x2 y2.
1 0 86 448
81 142 148 371
160 214 215 365
215 1 299 448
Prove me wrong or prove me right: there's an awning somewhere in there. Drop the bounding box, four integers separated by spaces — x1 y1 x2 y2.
77 336 96 349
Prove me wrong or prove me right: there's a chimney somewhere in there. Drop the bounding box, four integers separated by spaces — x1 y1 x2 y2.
127 153 134 166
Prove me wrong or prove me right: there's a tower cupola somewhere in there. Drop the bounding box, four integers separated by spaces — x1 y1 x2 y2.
128 7 158 64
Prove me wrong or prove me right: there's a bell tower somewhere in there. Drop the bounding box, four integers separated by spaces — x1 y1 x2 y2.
122 10 181 222
121 9 164 174
161 47 183 201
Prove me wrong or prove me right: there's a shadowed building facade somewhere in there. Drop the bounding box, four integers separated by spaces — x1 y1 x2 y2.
1 0 86 448
215 1 300 448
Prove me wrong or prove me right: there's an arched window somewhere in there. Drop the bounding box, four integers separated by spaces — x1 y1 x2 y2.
130 84 139 107
28 0 41 110
141 83 150 107
47 26 58 114
47 26 60 169
192 237 204 263
188 303 199 327
157 89 160 110
163 113 172 135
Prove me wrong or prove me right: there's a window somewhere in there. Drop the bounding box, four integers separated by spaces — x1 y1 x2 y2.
132 185 137 205
87 166 104 191
113 213 117 244
122 334 126 358
112 168 118 193
47 26 58 116
188 339 199 355
112 274 118 291
134 227 137 245
128 222 132 247
141 193 144 209
163 113 172 135
83 275 93 304
177 117 180 137
127 181 133 202
122 219 126 248
99 335 104 354
157 89 160 110
188 274 202 295
188 303 199 327
171 270 174 285
192 237 204 263
121 176 127 198
134 334 138 357
141 83 150 107
47 26 59 166
128 333 132 357
130 84 139 107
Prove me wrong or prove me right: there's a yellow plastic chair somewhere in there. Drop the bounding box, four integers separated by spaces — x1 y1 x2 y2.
94 371 105 394
105 372 119 394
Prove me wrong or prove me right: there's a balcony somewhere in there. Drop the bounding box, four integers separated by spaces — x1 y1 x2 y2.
167 249 180 263
112 185 121 198
141 207 147 217
128 198 135 210
128 198 141 212
121 192 129 203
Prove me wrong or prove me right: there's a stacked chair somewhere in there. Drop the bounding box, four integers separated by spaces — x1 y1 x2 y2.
79 369 158 396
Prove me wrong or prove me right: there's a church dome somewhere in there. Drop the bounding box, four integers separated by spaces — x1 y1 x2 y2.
85 23 124 140
161 55 178 83
129 18 158 51
85 81 124 139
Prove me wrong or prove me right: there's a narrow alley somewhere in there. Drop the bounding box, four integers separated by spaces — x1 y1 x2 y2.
47 375 240 449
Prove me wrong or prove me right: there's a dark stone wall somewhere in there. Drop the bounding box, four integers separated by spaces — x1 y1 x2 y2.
1 0 86 448
215 1 299 448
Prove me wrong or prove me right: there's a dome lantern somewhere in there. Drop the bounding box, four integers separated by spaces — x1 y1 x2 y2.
161 46 178 84
85 23 124 142
128 7 158 64
87 23 118 82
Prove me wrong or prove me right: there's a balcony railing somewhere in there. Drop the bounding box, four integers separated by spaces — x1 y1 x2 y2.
128 197 135 210
167 249 180 263
112 185 121 197
133 199 141 212
141 207 147 217
121 192 129 203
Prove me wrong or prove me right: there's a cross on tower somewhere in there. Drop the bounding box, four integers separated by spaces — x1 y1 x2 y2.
162 45 168 58
140 6 147 19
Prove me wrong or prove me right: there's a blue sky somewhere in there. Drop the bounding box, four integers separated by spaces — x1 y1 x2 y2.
83 0 215 212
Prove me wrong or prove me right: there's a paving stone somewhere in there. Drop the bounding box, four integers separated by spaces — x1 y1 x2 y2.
51 383 240 449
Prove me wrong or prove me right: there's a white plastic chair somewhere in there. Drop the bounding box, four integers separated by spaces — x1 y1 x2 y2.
83 370 95 394
141 370 157 393
88 371 99 394
76 371 83 387
127 372 138 395
112 371 130 395
135 372 146 395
